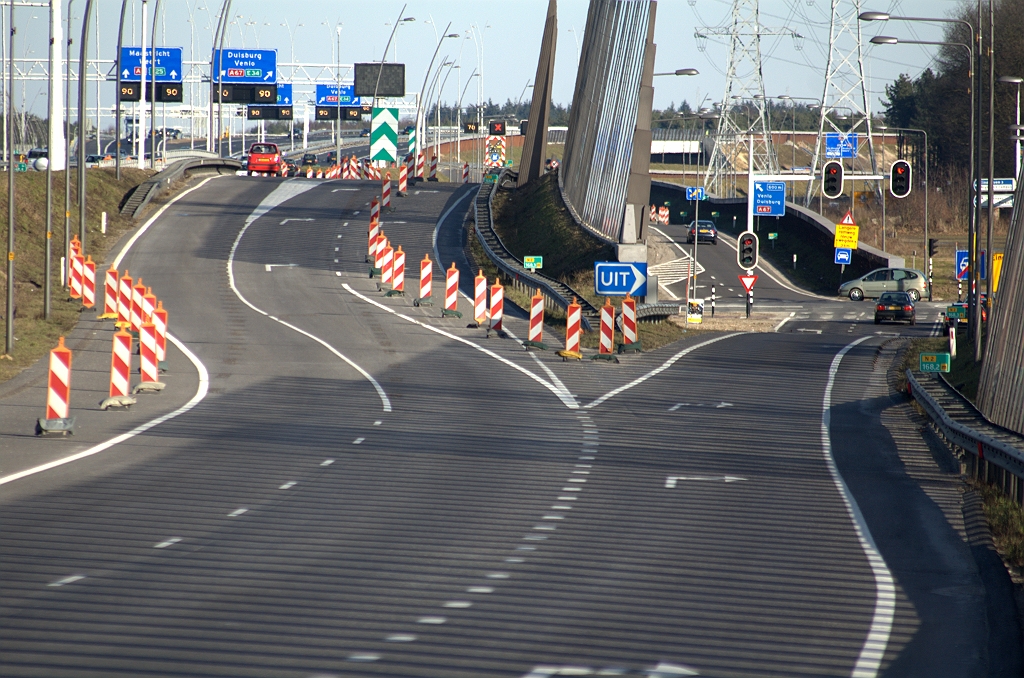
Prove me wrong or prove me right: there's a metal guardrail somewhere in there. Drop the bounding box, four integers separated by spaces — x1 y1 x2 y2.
636 302 684 320
120 157 243 218
473 168 598 330
907 370 1024 481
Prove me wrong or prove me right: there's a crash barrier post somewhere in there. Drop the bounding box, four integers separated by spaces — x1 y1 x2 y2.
523 290 547 350
385 246 405 297
135 321 165 393
99 265 118 319
619 294 641 353
100 330 136 410
443 263 461 318
38 337 75 434
558 297 583 361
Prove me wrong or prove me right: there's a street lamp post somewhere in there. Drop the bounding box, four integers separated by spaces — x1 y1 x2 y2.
877 124 929 297
64 0 73 289
999 76 1023 180
335 24 341 169
415 22 456 177
281 21 302 151
5 0 15 356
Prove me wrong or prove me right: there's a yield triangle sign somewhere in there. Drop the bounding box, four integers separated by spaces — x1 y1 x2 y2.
839 210 856 226
738 274 758 293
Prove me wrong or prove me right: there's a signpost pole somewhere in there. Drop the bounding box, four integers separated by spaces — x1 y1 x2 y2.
746 269 752 319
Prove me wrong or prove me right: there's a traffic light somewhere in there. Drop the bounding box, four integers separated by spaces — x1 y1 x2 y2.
737 231 759 270
822 160 844 199
929 238 939 257
890 159 912 198
488 120 506 136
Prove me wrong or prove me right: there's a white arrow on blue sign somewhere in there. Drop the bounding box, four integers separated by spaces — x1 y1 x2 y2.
276 84 292 106
753 181 786 216
119 46 183 82
825 132 858 159
315 84 357 106
685 186 706 201
834 248 852 265
594 262 648 296
213 49 278 84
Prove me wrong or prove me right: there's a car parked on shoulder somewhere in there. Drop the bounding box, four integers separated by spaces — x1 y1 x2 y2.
874 291 916 325
246 142 282 175
838 267 928 301
686 220 718 245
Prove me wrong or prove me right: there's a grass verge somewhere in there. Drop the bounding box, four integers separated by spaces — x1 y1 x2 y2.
899 335 982 402
0 168 152 384
971 480 1024 569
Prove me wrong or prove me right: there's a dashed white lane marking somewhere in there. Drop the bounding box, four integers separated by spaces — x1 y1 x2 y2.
567 478 586 483
505 557 525 563
230 182 392 414
417 617 447 624
486 573 510 579
561 487 581 492
443 601 472 608
533 524 556 530
467 586 494 593
552 505 573 510
279 481 297 490
347 653 379 662
373 421 382 426
321 459 335 466
353 437 365 444
386 634 417 642
557 496 577 501
542 515 564 520
343 222 349 227
228 508 248 517
155 537 182 549
48 575 85 587
579 456 594 460
516 546 536 551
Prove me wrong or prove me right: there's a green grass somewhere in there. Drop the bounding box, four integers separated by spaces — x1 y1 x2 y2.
0 167 152 384
972 480 1024 568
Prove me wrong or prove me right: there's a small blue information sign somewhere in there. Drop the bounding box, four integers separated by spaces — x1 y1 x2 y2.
753 181 785 216
955 250 969 280
825 132 858 159
315 84 357 106
685 186 706 201
834 248 852 265
276 84 293 105
594 262 648 297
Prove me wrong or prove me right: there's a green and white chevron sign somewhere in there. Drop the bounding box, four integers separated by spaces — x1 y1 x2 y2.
371 107 398 162
407 127 417 158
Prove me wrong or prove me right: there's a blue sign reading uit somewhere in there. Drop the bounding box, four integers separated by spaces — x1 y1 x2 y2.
119 46 183 82
213 49 278 84
315 84 357 106
275 84 293 105
825 132 858 159
835 248 852 265
594 262 648 297
753 181 786 216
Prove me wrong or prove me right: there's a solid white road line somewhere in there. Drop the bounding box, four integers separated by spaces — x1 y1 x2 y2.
822 335 895 677
229 180 392 413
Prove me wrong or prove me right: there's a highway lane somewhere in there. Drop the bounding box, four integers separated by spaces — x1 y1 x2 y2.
0 174 1015 677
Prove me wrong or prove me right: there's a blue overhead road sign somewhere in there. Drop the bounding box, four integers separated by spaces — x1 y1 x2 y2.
685 186 706 201
834 248 852 265
825 132 858 159
119 46 183 82
276 84 292 105
594 262 648 297
213 49 277 84
753 181 785 216
316 84 357 106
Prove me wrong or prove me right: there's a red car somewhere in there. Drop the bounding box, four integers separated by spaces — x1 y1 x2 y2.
246 143 282 175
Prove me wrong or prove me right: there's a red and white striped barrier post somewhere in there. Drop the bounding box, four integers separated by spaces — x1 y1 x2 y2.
462 162 470 184
373 233 388 273
153 300 169 369
398 164 408 196
116 271 133 329
487 278 504 336
442 263 461 318
38 336 75 434
416 151 425 178
596 298 616 359
81 256 97 309
70 235 81 256
474 270 487 326
414 253 433 306
658 206 669 225
99 265 118 319
142 287 157 324
351 155 359 179
385 246 406 296
382 172 392 210
69 252 84 300
135 321 164 392
429 154 438 181
367 219 380 264
522 290 547 350
559 297 583 360
306 167 314 179
130 278 146 334
621 293 641 352
370 198 380 226
100 330 135 409
380 242 394 286
650 205 657 223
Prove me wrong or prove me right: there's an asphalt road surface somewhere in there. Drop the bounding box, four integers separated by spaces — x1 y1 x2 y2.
0 174 1016 677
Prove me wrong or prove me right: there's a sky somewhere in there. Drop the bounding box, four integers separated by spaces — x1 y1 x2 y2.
8 0 975 120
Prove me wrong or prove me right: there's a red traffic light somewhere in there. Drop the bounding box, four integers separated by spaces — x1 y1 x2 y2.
827 167 838 175
895 166 906 175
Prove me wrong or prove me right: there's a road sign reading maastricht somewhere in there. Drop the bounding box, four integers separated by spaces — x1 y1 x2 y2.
753 181 785 216
213 49 277 84
315 84 357 106
594 262 648 296
825 132 858 159
119 47 183 82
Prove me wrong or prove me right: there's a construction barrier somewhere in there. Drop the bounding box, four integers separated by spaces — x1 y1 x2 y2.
368 219 380 263
81 256 96 309
381 243 394 285
523 290 547 350
416 151 425 178
598 298 615 357
69 253 84 299
419 254 432 301
100 330 135 410
398 164 408 195
489 279 504 334
387 246 406 296
117 271 133 328
650 205 657 223
70 235 81 256
382 173 392 210
620 294 641 352
373 233 388 271
562 297 583 358
142 287 157 324
462 163 470 184
658 206 669 225
153 300 168 365
429 155 438 181
99 265 118 319
130 278 146 333
474 270 487 325
38 336 74 434
370 198 380 226
443 263 461 317
136 321 164 392
306 168 314 179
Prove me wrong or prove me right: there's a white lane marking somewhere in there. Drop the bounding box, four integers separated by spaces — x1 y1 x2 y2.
552 505 573 510
343 284 576 409
279 218 314 225
504 327 575 404
155 537 182 549
443 601 472 608
343 222 349 227
417 617 447 624
578 456 594 460
542 515 564 520
321 459 335 466
505 557 526 562
585 333 742 410
432 186 478 264
373 421 382 426
467 586 493 593
229 182 391 413
264 263 297 271
279 481 296 490
228 508 248 517
0 332 209 486
665 475 747 487
774 312 796 332
48 575 85 587
557 496 577 501
486 572 510 579
353 437 365 444
516 546 536 551
567 478 586 483
386 634 416 642
561 487 581 492
332 188 360 192
347 653 380 662
112 175 221 269
823 335 895 677
353 211 361 215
